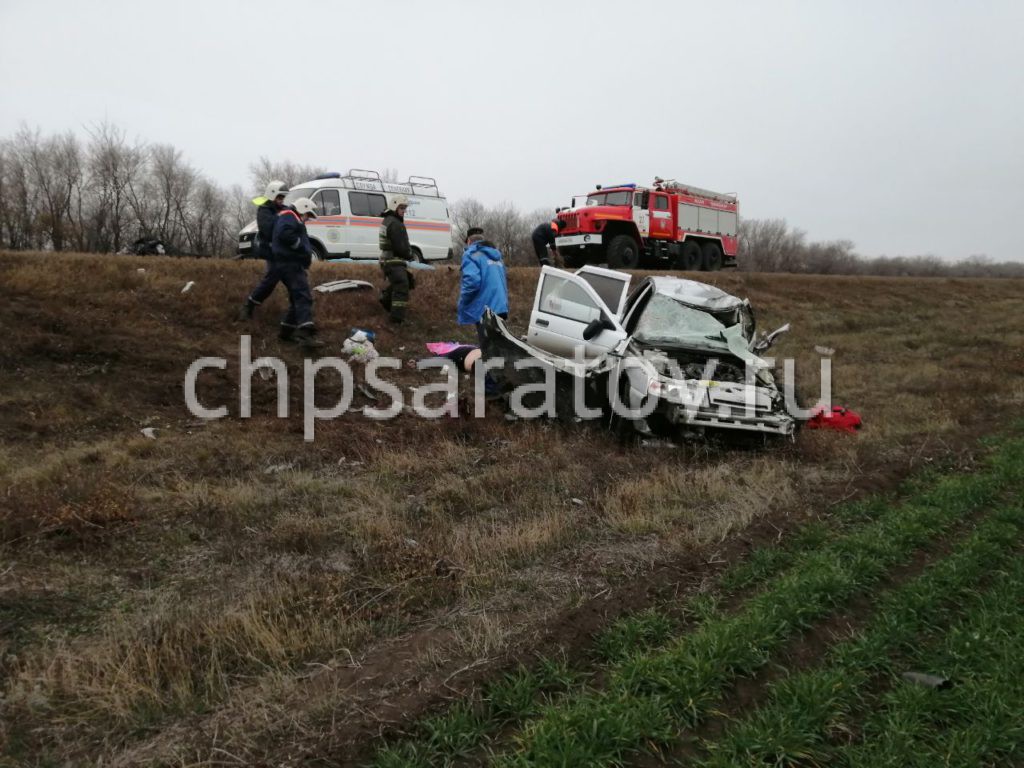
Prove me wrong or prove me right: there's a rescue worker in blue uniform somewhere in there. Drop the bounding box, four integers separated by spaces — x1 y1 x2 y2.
457 230 509 348
378 193 414 324
268 196 324 349
241 180 290 318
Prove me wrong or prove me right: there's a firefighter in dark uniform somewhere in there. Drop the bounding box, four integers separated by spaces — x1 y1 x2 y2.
269 196 324 349
378 193 415 324
240 179 290 319
531 218 560 266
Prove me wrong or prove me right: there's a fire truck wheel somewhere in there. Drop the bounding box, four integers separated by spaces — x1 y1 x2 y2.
678 241 703 271
562 251 587 268
701 242 723 271
606 235 640 270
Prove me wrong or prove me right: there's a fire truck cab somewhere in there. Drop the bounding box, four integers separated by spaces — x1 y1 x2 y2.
555 178 738 271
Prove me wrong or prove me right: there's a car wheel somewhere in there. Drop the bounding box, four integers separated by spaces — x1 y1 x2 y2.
410 246 424 263
702 242 723 272
311 242 326 262
679 241 702 271
606 235 640 270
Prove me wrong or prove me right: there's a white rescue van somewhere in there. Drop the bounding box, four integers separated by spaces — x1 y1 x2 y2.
237 170 453 262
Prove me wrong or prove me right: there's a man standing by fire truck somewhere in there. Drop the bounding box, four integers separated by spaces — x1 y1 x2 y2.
531 218 560 267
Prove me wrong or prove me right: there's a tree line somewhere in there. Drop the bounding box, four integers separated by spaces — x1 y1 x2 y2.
1 124 1020 277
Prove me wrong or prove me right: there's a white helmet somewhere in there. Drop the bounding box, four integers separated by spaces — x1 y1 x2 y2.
292 197 318 217
264 180 290 200
388 193 410 210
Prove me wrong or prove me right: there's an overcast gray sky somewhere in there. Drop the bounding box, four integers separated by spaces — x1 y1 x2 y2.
2 0 1022 261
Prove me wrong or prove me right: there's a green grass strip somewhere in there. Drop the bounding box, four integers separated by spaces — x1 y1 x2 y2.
698 500 1024 766
372 657 581 768
837 554 1024 767
488 437 1024 767
372 600 724 767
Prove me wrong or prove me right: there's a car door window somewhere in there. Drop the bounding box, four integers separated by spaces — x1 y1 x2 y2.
539 273 605 324
576 267 631 317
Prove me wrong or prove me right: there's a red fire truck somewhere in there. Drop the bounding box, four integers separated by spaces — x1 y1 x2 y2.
554 178 738 271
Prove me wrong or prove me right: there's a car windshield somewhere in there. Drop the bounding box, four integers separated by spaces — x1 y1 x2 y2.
633 295 747 348
282 187 314 205
586 190 632 207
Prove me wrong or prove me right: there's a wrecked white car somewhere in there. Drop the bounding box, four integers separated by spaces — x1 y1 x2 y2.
480 266 798 439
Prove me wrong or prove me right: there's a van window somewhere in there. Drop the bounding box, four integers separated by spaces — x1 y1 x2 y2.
312 189 341 216
349 191 387 217
407 197 448 221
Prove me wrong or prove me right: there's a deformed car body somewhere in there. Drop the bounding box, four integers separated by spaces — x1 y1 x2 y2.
480 265 798 439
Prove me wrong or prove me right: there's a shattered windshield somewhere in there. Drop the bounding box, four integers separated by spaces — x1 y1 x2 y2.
587 190 632 207
633 295 748 349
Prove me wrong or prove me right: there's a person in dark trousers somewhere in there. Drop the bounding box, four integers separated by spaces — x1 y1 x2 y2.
240 180 290 319
531 218 560 266
457 231 509 348
378 193 414 324
269 196 324 349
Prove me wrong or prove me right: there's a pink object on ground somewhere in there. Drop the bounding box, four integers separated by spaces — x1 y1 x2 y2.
425 342 469 355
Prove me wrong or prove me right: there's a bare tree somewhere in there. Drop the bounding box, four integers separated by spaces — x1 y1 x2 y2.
248 156 327 191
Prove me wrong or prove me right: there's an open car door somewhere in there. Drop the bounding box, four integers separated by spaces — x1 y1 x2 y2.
574 265 632 320
528 266 628 359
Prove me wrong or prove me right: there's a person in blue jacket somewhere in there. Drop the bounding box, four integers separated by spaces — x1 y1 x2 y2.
457 230 509 348
268 196 324 350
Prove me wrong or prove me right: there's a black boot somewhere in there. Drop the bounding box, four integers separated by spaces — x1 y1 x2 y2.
294 326 326 350
278 325 297 342
238 300 256 321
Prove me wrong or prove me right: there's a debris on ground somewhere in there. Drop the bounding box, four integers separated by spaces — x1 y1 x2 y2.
901 671 952 689
342 330 379 362
314 279 374 294
181 281 195 294
806 404 863 433
814 345 836 356
264 462 296 475
641 438 677 449
140 427 157 439
356 383 380 402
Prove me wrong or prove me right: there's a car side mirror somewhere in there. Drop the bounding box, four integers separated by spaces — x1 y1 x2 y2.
753 323 791 353
583 317 616 341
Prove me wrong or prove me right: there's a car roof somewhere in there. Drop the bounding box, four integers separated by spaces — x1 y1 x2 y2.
644 276 745 311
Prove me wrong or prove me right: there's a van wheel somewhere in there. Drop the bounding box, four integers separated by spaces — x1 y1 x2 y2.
410 246 424 263
606 235 640 270
678 241 702 271
702 242 723 271
311 242 326 262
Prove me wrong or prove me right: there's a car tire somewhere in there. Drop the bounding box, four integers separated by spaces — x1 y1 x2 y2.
702 241 723 272
311 241 326 262
606 235 641 270
679 241 702 271
411 246 424 263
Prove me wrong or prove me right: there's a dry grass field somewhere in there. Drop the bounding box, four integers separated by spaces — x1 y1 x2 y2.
1 251 1023 766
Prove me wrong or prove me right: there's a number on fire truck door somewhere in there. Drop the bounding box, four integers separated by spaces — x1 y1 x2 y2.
651 193 672 238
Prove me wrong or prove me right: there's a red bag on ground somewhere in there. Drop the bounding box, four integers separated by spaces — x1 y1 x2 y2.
806 405 862 433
